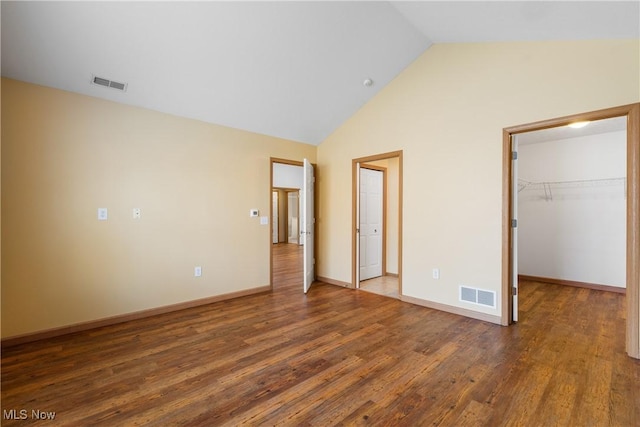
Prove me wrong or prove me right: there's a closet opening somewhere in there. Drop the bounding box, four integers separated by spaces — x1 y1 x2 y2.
502 103 640 359
516 117 626 296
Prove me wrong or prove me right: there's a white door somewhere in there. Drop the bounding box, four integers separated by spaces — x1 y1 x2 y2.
298 191 304 246
355 163 361 287
272 191 278 244
302 159 315 293
359 168 383 281
511 136 519 322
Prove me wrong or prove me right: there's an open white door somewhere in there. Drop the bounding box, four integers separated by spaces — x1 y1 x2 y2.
302 159 315 293
355 163 361 287
359 167 383 281
511 136 519 322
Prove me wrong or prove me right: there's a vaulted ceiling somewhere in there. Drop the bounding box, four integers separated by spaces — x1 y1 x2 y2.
2 1 638 145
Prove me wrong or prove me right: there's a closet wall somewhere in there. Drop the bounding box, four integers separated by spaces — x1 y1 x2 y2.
517 130 626 288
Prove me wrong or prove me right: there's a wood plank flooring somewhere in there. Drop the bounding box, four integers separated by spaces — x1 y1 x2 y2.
2 243 639 426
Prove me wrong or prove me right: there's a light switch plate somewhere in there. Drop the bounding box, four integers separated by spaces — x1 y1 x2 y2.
97 208 108 221
133 208 141 219
260 216 269 225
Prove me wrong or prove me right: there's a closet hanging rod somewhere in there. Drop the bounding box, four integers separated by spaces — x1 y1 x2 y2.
518 177 626 192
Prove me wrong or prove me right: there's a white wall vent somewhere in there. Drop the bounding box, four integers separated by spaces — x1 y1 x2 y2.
460 286 496 308
91 75 127 92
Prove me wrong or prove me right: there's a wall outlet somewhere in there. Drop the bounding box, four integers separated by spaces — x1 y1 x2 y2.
194 266 202 277
133 208 141 219
432 268 440 279
250 209 259 217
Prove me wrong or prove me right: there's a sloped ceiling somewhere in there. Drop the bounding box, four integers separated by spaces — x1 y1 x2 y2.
2 1 638 145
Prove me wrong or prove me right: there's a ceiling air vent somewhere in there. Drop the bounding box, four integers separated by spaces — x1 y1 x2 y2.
91 75 127 92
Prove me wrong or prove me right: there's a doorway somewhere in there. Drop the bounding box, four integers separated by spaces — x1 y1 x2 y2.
352 151 403 298
270 158 316 293
502 103 640 359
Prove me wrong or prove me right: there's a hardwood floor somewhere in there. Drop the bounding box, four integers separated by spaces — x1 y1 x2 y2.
2 246 639 426
272 242 303 292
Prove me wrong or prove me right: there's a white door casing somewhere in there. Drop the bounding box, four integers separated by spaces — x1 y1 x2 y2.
303 159 315 293
359 167 383 281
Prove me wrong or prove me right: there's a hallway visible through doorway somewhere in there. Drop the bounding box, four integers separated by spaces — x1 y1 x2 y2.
352 150 403 298
360 276 399 299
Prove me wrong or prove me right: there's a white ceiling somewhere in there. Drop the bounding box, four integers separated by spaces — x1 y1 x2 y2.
2 1 638 145
517 116 627 146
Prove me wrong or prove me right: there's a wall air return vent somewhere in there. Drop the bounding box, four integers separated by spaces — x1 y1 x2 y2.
91 75 127 92
460 286 496 308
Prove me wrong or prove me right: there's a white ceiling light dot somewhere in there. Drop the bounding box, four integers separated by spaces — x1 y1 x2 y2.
363 78 374 87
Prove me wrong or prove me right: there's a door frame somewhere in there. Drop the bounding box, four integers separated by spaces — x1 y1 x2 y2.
501 103 640 359
352 151 403 294
270 158 318 289
359 163 387 281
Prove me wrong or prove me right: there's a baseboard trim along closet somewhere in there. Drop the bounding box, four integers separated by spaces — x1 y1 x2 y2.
400 295 502 325
317 276 352 288
519 275 625 294
1 285 271 348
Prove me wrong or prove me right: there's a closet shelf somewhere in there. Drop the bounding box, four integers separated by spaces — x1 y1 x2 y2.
518 177 626 200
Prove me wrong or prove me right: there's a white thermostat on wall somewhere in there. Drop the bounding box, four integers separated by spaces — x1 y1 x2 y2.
250 209 259 217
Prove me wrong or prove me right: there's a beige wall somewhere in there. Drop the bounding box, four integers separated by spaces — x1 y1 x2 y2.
1 78 316 338
317 40 639 318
